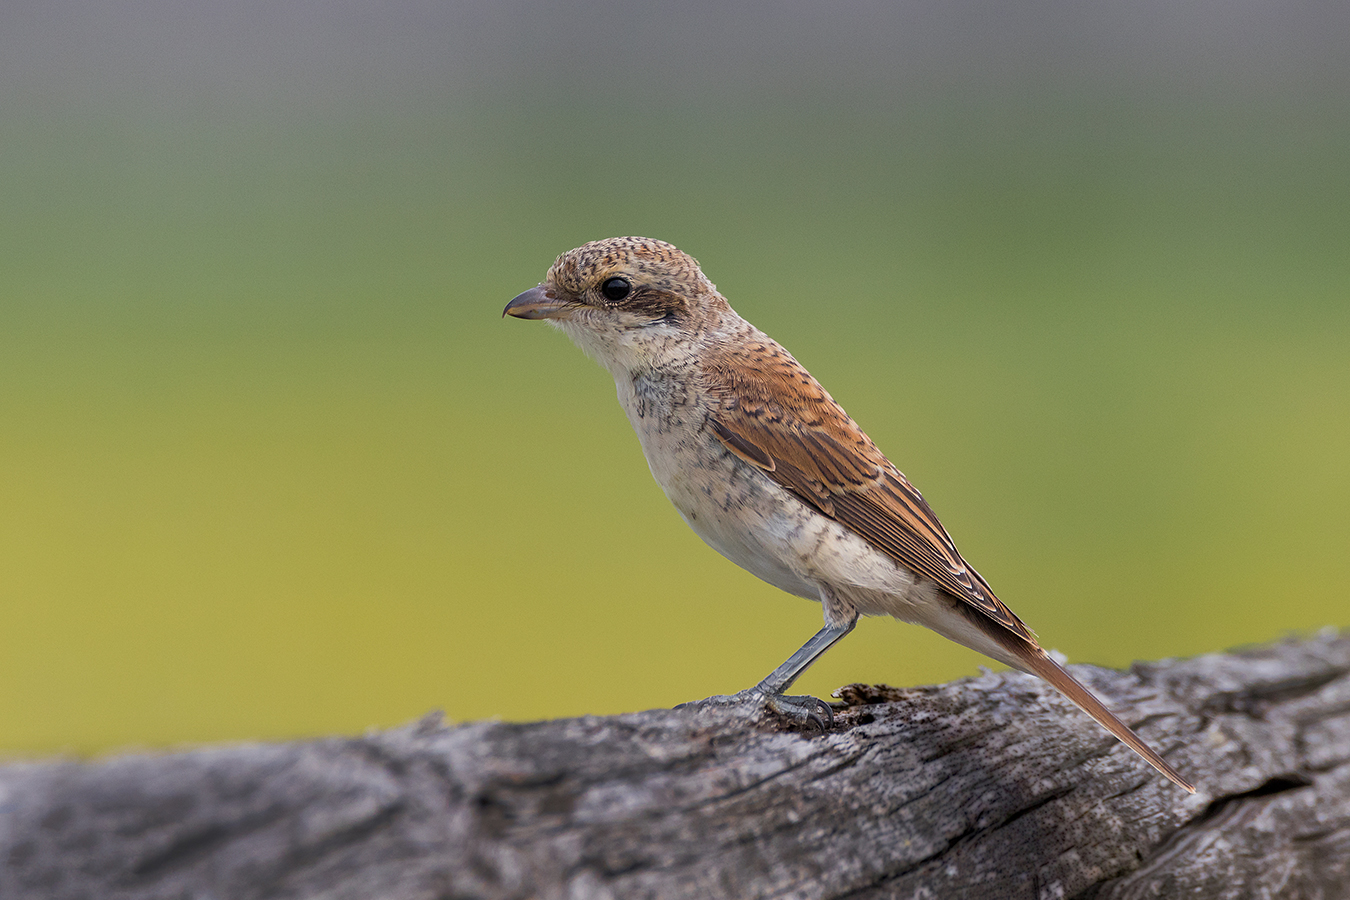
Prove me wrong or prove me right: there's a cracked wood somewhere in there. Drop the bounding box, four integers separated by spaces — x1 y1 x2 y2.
1 633 1348 899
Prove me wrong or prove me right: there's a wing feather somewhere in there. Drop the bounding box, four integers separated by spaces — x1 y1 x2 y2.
699 341 1034 643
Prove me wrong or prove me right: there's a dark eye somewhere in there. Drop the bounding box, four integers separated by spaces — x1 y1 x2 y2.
600 276 631 302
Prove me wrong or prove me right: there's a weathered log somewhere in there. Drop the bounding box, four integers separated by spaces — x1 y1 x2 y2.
2 632 1347 900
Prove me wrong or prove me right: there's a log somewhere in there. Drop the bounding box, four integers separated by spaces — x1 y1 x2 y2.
2 632 1348 900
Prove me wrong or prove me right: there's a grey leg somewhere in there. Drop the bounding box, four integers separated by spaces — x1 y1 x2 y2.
676 612 857 732
751 619 856 729
756 620 856 696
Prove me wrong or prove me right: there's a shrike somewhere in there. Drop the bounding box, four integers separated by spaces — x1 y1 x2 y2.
505 236 1193 792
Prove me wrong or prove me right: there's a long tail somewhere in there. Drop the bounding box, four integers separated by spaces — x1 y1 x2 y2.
1014 646 1195 792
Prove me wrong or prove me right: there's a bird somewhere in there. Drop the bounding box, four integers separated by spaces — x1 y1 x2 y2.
503 236 1194 792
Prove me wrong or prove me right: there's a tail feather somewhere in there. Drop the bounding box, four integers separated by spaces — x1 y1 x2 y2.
1015 647 1195 793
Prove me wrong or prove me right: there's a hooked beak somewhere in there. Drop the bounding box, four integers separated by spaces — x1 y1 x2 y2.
503 285 567 320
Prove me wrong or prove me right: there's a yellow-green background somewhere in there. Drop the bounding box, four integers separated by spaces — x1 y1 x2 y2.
3 2 1347 756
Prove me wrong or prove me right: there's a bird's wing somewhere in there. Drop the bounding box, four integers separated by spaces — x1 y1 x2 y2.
699 339 1035 644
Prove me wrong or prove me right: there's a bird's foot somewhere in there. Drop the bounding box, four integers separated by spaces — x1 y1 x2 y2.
760 690 835 732
676 688 835 733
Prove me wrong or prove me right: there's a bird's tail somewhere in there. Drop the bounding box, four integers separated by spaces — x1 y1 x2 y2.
1014 646 1195 792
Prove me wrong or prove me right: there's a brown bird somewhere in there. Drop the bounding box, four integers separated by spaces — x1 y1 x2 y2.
504 236 1194 792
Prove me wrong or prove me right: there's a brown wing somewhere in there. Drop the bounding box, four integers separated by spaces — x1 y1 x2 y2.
699 339 1035 644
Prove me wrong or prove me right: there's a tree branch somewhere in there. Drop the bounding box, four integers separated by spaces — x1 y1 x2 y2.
3 632 1348 899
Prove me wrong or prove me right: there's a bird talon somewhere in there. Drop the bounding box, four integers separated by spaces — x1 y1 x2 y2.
677 690 835 732
762 691 836 732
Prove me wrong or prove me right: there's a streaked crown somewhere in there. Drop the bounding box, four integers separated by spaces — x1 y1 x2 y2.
548 237 714 298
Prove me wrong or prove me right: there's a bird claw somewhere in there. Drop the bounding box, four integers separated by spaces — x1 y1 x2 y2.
761 691 835 732
677 688 835 733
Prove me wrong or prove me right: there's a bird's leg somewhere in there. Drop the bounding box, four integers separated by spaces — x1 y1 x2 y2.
675 620 854 730
676 594 856 732
749 619 855 729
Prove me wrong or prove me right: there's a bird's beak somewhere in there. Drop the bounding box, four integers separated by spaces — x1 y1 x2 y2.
503 285 567 320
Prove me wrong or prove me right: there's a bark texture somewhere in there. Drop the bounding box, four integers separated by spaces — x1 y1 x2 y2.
2 633 1348 900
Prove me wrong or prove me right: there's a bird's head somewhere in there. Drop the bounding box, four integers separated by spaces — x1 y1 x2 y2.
504 237 733 374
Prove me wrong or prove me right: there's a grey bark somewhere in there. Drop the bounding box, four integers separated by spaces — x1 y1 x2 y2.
2 633 1348 900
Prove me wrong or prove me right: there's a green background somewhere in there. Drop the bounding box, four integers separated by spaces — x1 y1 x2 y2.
2 1 1347 755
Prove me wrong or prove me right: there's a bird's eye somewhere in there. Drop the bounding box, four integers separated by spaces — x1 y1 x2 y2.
600 276 631 302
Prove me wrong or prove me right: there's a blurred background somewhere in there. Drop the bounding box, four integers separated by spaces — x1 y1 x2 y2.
2 0 1347 756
